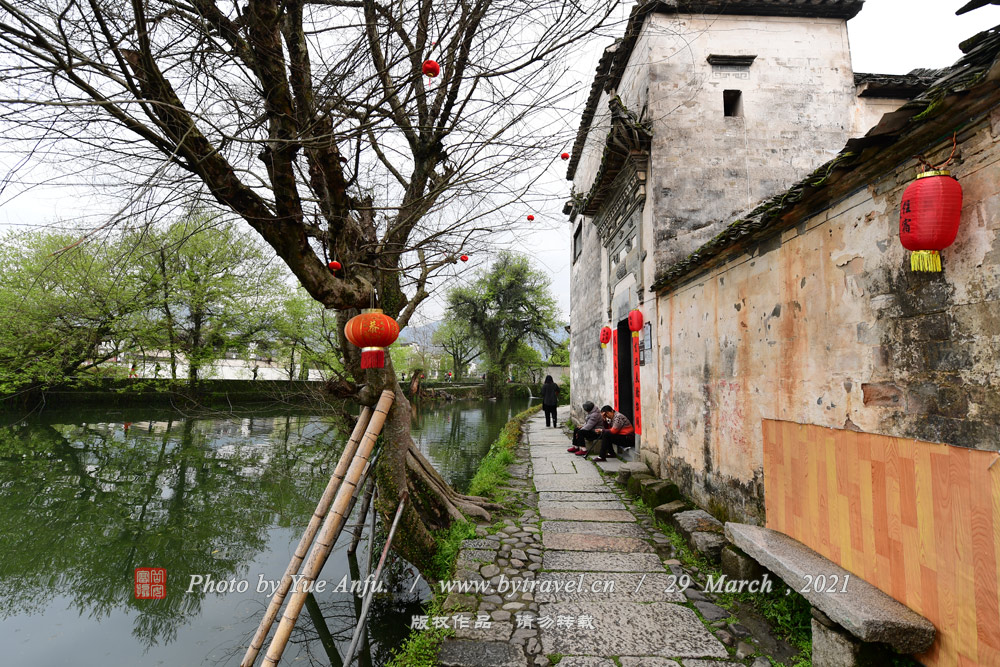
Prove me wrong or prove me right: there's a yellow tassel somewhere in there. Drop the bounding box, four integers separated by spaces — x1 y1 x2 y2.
910 250 942 272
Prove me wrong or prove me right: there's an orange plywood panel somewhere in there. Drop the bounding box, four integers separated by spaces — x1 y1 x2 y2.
762 420 1000 667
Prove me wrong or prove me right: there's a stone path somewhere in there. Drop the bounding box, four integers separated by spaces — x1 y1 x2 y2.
437 408 773 667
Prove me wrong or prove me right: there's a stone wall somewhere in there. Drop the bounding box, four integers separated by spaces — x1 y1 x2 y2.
568 215 611 424
652 116 1000 522
645 14 856 275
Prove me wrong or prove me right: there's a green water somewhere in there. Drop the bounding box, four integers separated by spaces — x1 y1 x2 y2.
0 397 532 666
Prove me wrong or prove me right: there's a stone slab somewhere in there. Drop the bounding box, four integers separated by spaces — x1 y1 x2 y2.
689 531 727 563
653 500 690 524
725 523 935 653
678 661 744 667
533 476 606 492
557 659 618 667
462 538 501 550
618 660 681 667
533 572 685 603
543 550 665 572
672 510 724 538
594 458 622 472
539 491 621 502
542 520 648 538
437 639 526 666
539 506 635 522
616 461 651 485
537 601 728 658
457 549 498 567
539 499 628 511
453 620 515 642
543 533 653 553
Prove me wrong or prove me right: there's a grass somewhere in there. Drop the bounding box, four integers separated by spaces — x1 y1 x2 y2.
430 520 477 582
387 405 541 666
466 405 542 500
385 594 453 667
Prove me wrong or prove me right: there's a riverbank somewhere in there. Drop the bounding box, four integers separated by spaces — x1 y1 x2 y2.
0 378 334 411
388 404 542 667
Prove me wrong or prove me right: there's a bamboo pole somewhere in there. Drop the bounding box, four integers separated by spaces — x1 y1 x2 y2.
344 493 407 666
348 478 375 554
260 389 395 667
240 405 374 667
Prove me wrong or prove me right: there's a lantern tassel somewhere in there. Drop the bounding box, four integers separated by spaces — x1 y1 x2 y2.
910 250 942 272
360 348 385 369
632 332 639 338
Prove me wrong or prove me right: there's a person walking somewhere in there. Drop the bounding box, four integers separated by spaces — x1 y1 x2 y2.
592 405 635 462
568 401 602 454
541 375 560 428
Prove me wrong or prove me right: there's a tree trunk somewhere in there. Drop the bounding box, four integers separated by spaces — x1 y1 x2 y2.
189 312 202 387
367 360 500 580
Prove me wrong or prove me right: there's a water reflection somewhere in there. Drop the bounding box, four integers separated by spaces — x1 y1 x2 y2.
0 399 526 666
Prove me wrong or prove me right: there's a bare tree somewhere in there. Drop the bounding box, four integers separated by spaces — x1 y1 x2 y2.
0 0 619 574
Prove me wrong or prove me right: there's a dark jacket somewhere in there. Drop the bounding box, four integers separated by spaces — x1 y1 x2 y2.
541 382 559 406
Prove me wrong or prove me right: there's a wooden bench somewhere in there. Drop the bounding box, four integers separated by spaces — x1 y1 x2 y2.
724 523 935 665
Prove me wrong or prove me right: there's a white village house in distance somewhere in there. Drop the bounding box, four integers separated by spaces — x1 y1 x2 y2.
566 1 1000 664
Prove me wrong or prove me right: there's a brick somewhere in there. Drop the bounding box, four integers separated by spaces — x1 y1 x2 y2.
861 382 902 407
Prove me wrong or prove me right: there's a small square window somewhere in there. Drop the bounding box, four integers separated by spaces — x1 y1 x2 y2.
724 90 743 117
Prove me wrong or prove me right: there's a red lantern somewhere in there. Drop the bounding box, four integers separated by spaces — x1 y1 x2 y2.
344 309 400 369
600 326 612 349
328 260 342 271
460 254 469 262
422 60 440 77
527 214 535 221
899 170 963 272
628 309 643 338
561 152 570 161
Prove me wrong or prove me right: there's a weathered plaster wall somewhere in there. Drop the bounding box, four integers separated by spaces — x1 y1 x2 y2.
646 14 855 276
569 215 611 424
852 95 909 137
653 117 1000 523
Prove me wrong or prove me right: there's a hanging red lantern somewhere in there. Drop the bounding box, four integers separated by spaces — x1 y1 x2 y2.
328 260 342 271
561 152 570 161
460 254 469 262
344 309 400 369
527 214 535 221
628 309 643 338
899 170 963 272
422 60 440 77
600 326 612 349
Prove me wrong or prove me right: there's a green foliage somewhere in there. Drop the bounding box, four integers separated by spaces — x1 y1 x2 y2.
267 288 345 380
0 230 156 392
385 595 453 667
433 320 480 378
134 215 285 384
548 338 570 366
430 521 476 581
446 252 562 394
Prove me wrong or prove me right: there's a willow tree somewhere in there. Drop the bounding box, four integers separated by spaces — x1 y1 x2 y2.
0 0 617 573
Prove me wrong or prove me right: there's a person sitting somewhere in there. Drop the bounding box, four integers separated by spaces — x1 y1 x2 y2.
592 405 634 463
568 401 602 454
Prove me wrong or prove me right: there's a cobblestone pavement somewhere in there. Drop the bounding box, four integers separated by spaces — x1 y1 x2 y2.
437 408 776 667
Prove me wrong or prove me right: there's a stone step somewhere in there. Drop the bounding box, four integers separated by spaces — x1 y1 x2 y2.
437 639 527 667
725 523 935 654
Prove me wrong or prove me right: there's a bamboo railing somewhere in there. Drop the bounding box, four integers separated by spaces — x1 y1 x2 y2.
241 389 395 667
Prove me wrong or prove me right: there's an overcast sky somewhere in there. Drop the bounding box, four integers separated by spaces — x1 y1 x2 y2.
2 0 998 327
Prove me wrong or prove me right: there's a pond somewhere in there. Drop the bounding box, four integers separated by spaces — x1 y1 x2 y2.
0 396 533 666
